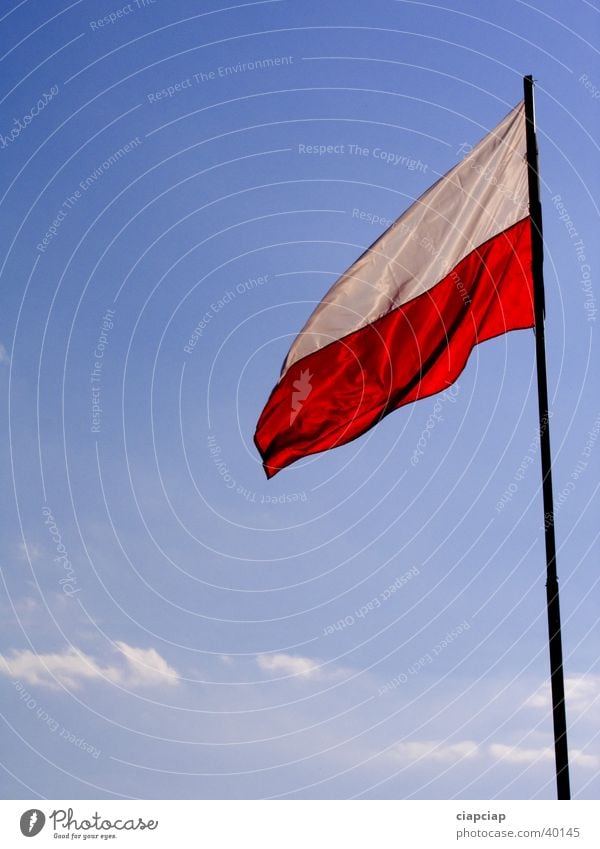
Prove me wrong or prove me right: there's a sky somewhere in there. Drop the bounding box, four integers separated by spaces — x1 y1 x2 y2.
0 0 598 801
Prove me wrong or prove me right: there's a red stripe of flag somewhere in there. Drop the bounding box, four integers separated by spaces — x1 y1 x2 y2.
255 217 533 477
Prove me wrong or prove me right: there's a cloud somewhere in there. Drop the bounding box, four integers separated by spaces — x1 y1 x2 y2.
489 743 598 769
393 739 480 764
13 596 41 617
0 342 9 365
388 739 599 770
256 653 323 679
254 652 350 682
113 641 179 688
525 674 600 716
569 750 599 768
0 642 180 690
489 743 554 765
16 541 44 562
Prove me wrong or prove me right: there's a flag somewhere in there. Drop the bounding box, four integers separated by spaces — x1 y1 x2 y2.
255 101 534 478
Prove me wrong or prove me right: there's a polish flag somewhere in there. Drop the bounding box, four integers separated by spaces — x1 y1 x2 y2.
255 102 534 478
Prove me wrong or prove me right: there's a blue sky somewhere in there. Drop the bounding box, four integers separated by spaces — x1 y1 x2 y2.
0 0 598 800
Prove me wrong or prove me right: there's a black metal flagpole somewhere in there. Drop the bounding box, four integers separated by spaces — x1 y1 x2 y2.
523 74 571 800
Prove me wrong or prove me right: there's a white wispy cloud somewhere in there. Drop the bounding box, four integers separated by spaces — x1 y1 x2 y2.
525 674 600 717
388 739 598 770
255 652 349 681
13 596 41 616
393 740 480 763
113 641 180 688
0 342 9 365
489 743 598 769
569 750 599 768
256 653 323 679
0 641 180 690
489 743 554 765
16 541 44 562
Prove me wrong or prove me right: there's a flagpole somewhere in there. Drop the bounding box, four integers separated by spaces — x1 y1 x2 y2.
523 74 571 800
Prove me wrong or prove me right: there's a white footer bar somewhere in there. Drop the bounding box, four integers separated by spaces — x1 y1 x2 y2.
1 799 598 847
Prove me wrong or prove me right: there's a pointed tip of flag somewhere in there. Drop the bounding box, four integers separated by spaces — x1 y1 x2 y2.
254 429 280 479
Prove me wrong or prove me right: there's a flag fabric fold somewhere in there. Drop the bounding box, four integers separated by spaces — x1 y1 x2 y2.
255 102 534 478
